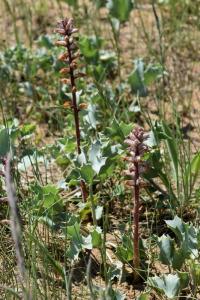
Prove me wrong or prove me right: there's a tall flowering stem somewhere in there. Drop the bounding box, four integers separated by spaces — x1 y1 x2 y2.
55 18 87 201
125 127 149 270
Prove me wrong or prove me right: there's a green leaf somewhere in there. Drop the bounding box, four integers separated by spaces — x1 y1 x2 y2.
165 216 185 240
145 131 157 147
79 202 92 220
79 164 95 184
144 64 164 86
89 141 107 174
161 121 179 182
83 103 97 129
165 216 198 257
157 234 174 266
66 221 83 260
56 155 70 168
66 222 82 242
110 17 120 34
107 0 133 22
63 0 78 7
177 271 189 290
95 205 103 220
0 128 10 157
37 34 54 48
189 261 200 287
42 185 61 209
79 37 98 58
104 286 126 300
106 119 132 143
128 59 147 96
137 293 150 300
148 274 180 299
157 234 186 269
116 234 133 262
108 263 122 281
77 152 87 166
63 137 76 153
88 64 107 83
171 248 186 270
67 239 82 261
185 152 200 190
79 36 103 63
82 234 93 250
91 226 102 248
93 0 107 8
20 123 36 137
128 60 163 97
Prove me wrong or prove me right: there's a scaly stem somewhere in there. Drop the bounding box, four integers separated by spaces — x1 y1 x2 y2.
66 42 87 202
56 18 88 202
125 127 149 276
67 43 81 153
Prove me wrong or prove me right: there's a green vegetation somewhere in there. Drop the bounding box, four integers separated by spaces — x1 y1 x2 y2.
0 0 200 299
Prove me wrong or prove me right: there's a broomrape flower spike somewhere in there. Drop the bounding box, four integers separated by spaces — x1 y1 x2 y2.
125 127 149 272
55 18 87 202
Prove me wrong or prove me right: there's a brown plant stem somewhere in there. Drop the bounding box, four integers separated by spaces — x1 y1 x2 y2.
56 18 88 202
67 43 81 154
125 127 149 274
66 37 87 202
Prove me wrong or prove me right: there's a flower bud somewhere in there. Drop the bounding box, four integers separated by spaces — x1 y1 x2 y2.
75 72 86 79
125 139 138 150
70 43 77 50
134 156 141 162
60 67 70 75
72 51 81 61
70 61 77 69
71 28 78 34
55 40 67 46
55 28 66 35
125 180 134 187
79 103 88 110
60 78 71 84
124 127 149 188
124 170 136 178
63 102 72 109
69 37 73 44
58 53 68 61
65 18 73 31
0 219 11 225
64 36 69 43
